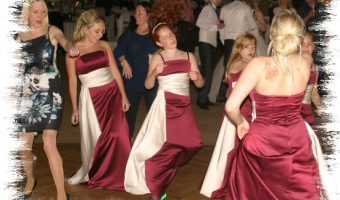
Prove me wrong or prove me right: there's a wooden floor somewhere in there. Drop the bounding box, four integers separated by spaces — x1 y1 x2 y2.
24 143 214 200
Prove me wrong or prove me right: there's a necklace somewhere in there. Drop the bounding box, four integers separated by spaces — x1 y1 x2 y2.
136 29 149 36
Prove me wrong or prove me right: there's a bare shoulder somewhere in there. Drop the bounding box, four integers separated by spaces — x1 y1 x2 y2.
150 52 162 63
246 56 269 71
98 40 111 49
49 25 62 34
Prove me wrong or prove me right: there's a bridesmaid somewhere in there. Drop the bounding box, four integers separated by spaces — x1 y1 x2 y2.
65 9 131 190
200 33 257 198
214 10 321 199
124 23 204 200
301 31 322 127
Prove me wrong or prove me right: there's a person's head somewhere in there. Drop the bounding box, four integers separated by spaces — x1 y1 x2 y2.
20 0 49 32
225 33 257 79
149 0 183 31
74 9 105 42
152 23 177 49
269 10 305 64
302 31 315 55
279 0 294 9
211 0 223 7
134 2 151 27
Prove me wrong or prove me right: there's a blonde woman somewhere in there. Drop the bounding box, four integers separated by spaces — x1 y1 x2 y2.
215 10 321 199
66 9 131 190
17 0 79 199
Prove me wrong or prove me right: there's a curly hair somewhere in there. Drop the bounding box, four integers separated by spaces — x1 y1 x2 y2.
149 0 184 32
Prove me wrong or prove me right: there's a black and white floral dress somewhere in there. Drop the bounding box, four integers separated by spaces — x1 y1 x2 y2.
19 31 63 133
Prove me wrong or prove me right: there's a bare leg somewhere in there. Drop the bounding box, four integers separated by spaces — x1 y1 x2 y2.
42 130 67 200
20 132 36 195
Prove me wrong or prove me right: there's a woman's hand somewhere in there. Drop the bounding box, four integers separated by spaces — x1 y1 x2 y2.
68 46 80 58
71 109 79 125
236 117 249 140
122 96 130 112
122 60 133 79
189 71 200 81
152 63 167 77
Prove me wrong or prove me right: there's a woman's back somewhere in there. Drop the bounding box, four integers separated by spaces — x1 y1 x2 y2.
251 54 312 97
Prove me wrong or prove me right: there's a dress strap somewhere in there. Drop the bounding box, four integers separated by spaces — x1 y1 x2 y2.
159 53 165 62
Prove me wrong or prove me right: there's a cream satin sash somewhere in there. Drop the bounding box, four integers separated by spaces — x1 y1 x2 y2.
305 122 337 200
68 67 113 185
303 84 314 104
200 115 236 197
124 73 190 194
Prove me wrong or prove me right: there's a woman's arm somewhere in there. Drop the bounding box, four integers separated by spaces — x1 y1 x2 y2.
226 58 261 139
145 53 166 89
49 25 79 57
188 52 204 88
311 66 322 116
65 54 79 125
102 41 130 112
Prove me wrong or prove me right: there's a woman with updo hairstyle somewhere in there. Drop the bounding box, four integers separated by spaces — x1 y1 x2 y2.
209 10 324 199
66 8 131 190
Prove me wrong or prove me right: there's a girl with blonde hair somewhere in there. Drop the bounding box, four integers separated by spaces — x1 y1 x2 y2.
66 8 131 190
200 33 257 198
17 0 78 199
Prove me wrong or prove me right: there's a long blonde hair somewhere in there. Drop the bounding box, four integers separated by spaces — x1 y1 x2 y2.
73 9 105 42
225 33 257 80
269 10 305 71
19 0 49 32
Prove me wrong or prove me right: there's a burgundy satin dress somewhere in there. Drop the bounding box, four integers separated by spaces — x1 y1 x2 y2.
124 54 203 199
212 91 321 200
228 72 253 123
75 50 131 190
145 58 203 198
301 70 317 126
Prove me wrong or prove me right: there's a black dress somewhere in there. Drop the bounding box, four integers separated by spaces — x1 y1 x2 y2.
19 32 63 133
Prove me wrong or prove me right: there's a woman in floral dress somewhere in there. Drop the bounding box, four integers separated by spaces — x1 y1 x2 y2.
17 0 78 199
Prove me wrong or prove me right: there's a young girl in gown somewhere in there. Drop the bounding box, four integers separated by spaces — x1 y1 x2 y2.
216 10 321 199
200 33 257 198
301 31 322 127
65 9 131 190
124 22 204 200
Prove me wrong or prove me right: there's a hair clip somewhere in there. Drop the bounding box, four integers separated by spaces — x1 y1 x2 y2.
152 22 167 35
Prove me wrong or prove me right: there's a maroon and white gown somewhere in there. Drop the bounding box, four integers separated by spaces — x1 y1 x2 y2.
67 50 131 190
301 70 317 127
200 71 253 197
211 91 321 200
124 54 203 198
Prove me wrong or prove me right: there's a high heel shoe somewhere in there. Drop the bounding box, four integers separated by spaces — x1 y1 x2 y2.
149 193 167 200
66 193 71 200
23 179 37 199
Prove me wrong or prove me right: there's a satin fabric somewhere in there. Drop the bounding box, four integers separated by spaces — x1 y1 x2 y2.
212 91 321 200
200 71 253 197
68 51 131 190
301 70 317 126
124 58 203 198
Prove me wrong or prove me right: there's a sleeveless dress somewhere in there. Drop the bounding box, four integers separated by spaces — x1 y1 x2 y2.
20 33 62 133
200 71 254 197
301 70 317 127
67 50 131 190
124 53 203 198
212 91 321 200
